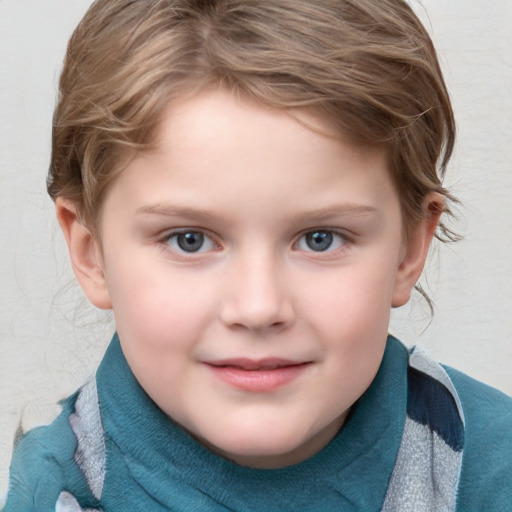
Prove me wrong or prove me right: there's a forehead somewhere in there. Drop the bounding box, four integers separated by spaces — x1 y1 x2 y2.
149 89 384 176
97 89 399 234
155 88 371 149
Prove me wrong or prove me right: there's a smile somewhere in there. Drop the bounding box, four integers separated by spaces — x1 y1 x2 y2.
204 359 311 392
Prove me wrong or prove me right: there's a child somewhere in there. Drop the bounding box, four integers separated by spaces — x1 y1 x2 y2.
4 0 512 510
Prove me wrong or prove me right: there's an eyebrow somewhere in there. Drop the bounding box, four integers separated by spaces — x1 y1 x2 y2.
136 203 378 223
135 204 229 222
288 205 378 222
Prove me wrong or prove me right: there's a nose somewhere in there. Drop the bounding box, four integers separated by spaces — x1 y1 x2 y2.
219 251 295 333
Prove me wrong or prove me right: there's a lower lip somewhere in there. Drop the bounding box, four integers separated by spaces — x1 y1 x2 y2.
206 364 309 392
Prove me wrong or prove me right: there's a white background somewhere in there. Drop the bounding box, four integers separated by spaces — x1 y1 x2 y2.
0 0 511 502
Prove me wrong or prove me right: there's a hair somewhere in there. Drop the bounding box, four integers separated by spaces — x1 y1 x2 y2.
48 0 457 242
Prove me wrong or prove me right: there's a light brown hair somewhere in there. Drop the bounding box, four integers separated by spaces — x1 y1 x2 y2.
48 0 457 239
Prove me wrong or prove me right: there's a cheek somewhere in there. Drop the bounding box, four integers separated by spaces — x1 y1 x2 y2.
300 259 396 384
305 263 396 332
106 254 218 352
106 260 214 404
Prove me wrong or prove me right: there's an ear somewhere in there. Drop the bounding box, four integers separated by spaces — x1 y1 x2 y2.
56 198 112 310
392 193 444 307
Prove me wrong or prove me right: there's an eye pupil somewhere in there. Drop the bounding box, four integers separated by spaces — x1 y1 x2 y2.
306 231 333 251
177 232 204 252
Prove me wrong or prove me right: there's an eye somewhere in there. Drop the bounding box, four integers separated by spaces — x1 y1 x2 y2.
165 230 217 253
296 230 346 252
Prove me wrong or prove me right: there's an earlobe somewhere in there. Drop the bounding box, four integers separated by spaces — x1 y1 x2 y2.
392 194 444 308
56 198 112 310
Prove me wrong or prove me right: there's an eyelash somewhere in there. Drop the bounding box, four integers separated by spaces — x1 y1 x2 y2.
158 228 351 258
161 229 219 255
295 229 348 254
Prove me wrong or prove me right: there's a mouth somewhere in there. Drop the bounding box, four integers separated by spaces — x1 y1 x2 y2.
204 358 311 392
207 358 307 370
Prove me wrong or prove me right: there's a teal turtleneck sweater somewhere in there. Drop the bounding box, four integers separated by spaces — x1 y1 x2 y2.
4 334 512 511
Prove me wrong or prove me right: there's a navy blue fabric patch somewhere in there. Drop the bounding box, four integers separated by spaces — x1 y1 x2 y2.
407 367 464 452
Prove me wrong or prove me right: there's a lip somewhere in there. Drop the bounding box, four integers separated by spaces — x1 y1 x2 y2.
204 358 311 392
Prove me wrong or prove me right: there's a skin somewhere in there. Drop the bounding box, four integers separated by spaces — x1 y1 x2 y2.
57 89 441 469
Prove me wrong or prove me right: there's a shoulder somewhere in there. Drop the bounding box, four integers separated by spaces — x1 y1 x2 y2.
4 388 101 512
445 364 512 421
444 366 512 511
394 343 512 511
4 394 78 511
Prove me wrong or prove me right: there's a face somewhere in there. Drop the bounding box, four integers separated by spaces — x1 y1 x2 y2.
87 90 419 468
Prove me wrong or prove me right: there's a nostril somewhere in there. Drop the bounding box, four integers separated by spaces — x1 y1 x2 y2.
226 319 289 334
218 278 296 331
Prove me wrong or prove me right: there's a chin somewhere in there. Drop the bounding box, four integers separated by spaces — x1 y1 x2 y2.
200 426 315 468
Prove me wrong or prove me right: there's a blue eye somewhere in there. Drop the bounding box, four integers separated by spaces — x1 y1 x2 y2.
166 231 216 253
297 230 345 252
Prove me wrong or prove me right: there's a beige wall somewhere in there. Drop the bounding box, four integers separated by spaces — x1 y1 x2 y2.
1 0 511 503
